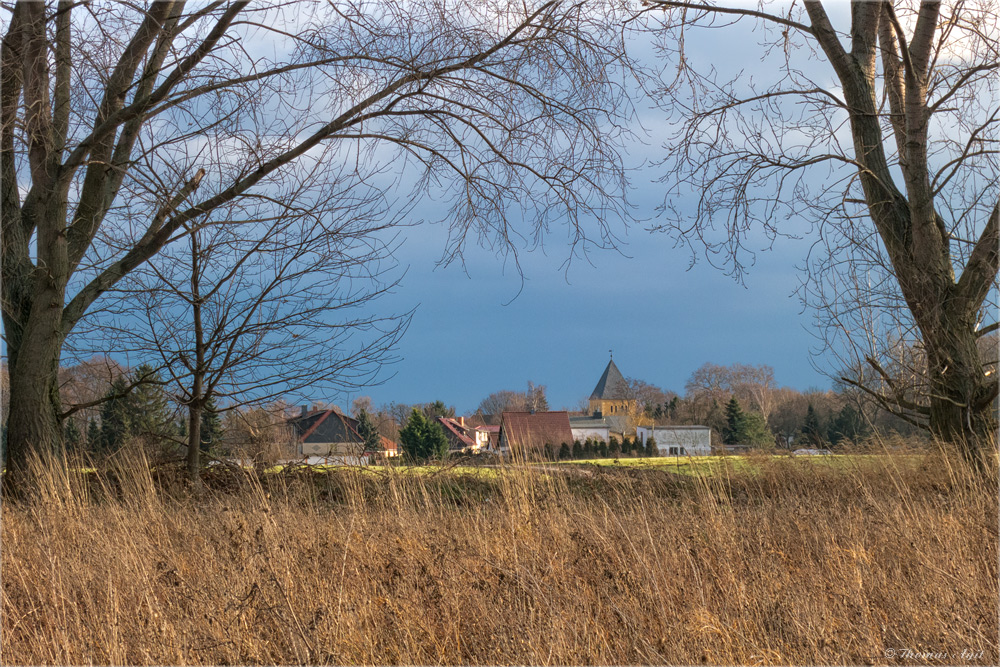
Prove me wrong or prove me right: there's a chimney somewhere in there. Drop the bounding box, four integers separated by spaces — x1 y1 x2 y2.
458 416 464 427
301 404 310 417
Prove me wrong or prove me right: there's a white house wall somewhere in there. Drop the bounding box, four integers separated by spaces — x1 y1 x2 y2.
637 427 712 456
571 427 610 443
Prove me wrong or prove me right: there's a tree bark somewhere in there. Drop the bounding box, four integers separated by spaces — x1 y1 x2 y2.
187 399 202 484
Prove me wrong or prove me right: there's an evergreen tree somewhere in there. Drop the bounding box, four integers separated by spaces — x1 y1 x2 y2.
399 409 449 463
130 364 172 442
422 400 455 420
543 442 555 461
572 440 583 459
723 396 746 445
741 412 775 448
64 417 82 451
200 396 223 452
723 396 773 448
99 376 138 453
597 440 609 458
87 418 101 449
583 439 595 458
608 436 621 458
828 405 867 447
801 404 825 446
356 409 383 454
668 397 679 420
558 442 571 460
645 435 657 457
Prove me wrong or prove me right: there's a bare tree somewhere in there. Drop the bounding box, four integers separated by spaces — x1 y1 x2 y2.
477 390 529 420
56 355 130 448
1 1 632 490
222 405 297 469
640 1 998 461
350 396 375 419
89 196 406 480
624 377 676 422
476 381 549 420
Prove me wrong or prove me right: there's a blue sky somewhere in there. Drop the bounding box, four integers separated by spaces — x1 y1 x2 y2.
340 215 831 415
299 7 855 414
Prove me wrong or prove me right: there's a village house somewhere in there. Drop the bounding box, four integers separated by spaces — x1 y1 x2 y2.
568 416 611 444
474 424 500 451
436 416 482 454
497 411 574 459
288 405 398 464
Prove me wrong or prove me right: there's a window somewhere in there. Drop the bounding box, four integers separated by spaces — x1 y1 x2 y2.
668 446 679 455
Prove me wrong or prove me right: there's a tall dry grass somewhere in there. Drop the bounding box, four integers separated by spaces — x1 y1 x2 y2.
1 446 996 665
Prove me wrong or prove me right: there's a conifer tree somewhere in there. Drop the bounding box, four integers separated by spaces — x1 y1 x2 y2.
64 418 82 451
356 409 383 454
99 376 138 454
801 404 825 447
645 435 657 458
609 436 621 458
597 440 609 458
399 409 449 463
723 397 746 445
828 405 867 447
130 364 173 443
572 440 583 459
558 442 571 460
86 419 101 450
200 396 223 453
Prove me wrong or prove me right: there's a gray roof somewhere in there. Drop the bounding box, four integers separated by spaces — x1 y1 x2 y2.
569 417 611 428
590 359 629 400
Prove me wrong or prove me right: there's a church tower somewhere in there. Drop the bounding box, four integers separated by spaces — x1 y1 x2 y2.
588 356 634 418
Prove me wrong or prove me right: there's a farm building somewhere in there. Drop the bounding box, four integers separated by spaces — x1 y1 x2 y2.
636 425 712 456
498 411 574 459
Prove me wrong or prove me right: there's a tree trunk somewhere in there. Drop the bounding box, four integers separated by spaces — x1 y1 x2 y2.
2 284 66 493
925 321 998 468
4 357 62 493
187 399 202 484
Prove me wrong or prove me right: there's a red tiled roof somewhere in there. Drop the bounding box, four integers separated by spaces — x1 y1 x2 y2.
499 411 574 453
438 417 477 449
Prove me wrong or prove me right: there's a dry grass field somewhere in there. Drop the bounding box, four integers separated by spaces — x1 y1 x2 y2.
2 446 997 665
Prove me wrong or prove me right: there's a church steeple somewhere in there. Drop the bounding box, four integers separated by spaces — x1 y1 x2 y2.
588 356 632 418
590 357 628 400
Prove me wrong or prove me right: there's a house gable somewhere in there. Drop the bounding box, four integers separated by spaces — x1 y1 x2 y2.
498 411 574 456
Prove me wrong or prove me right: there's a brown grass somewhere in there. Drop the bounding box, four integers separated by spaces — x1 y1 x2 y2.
2 447 997 665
